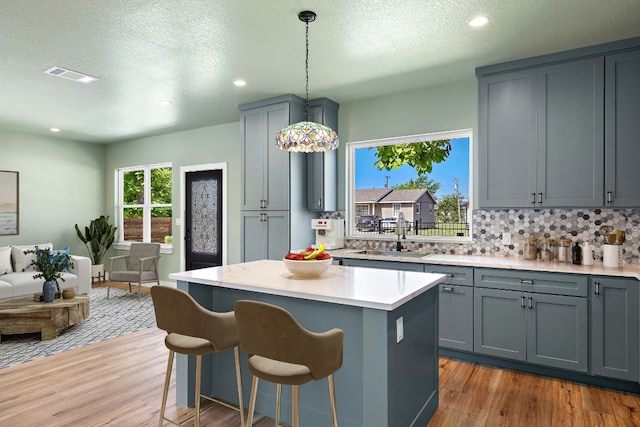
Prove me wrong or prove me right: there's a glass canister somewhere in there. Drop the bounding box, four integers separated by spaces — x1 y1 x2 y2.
540 238 555 261
556 238 571 262
523 237 537 260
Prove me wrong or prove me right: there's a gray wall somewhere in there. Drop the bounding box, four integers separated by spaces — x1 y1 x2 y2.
105 122 241 280
0 77 478 282
0 130 105 252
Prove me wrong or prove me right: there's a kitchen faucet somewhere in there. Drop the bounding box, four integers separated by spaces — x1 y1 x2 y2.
396 212 406 251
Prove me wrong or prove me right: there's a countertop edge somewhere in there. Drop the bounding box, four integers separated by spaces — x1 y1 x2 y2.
329 250 640 281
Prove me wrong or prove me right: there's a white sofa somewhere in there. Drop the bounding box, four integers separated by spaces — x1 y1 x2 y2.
0 243 91 300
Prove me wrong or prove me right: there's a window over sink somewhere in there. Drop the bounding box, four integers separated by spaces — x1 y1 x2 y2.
347 129 472 242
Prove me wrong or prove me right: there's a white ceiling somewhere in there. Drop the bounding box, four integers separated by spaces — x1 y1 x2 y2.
2 0 640 143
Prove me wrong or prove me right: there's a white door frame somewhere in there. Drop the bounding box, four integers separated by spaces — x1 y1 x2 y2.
179 162 228 272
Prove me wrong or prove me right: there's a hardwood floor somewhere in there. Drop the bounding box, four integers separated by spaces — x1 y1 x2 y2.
2 285 639 426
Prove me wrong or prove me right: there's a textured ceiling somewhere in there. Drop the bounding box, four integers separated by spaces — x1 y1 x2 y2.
2 0 640 143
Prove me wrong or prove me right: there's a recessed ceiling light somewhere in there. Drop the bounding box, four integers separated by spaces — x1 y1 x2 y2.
234 80 247 87
469 16 489 27
159 100 172 106
50 128 60 133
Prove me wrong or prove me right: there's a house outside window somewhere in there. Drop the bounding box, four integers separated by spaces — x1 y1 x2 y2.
348 129 472 241
117 163 172 244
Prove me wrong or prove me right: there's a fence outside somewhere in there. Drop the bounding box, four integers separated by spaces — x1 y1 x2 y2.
123 217 172 243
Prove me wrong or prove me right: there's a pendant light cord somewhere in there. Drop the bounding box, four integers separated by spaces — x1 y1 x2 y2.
304 18 310 121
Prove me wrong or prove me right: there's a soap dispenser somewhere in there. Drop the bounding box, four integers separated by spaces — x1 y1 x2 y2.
582 241 594 266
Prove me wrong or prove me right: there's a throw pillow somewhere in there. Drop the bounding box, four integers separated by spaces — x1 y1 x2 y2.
50 246 71 271
11 243 54 272
0 246 11 275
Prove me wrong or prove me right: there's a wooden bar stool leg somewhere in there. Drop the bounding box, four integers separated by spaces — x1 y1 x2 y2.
233 347 245 427
247 376 259 427
328 374 338 427
195 355 202 427
159 350 174 427
275 383 282 427
292 385 299 427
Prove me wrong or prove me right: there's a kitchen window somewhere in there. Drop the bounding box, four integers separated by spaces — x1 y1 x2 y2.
116 163 173 246
347 129 472 241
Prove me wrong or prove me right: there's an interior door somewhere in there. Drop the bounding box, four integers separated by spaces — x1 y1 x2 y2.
185 169 223 270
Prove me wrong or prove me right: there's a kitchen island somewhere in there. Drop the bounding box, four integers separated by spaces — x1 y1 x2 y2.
169 259 445 427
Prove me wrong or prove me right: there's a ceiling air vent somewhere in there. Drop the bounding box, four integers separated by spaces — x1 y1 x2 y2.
44 66 98 84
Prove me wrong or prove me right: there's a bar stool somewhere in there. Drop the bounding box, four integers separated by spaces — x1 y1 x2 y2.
150 286 244 427
234 300 344 427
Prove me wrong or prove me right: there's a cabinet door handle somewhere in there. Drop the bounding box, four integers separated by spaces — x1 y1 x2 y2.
520 296 525 308
520 279 534 285
607 191 613 203
531 193 536 204
260 199 267 209
528 297 533 309
594 281 600 295
442 286 455 292
537 193 543 204
317 198 322 207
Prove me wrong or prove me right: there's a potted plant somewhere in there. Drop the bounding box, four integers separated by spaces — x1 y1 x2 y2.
75 215 117 280
25 247 72 302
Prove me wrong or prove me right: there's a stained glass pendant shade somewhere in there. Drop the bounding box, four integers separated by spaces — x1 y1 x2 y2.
275 11 339 153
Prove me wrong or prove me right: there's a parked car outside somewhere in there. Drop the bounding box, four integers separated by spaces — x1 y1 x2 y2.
381 217 412 233
356 215 380 231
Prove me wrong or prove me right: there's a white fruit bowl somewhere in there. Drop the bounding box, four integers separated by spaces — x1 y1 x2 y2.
282 257 332 278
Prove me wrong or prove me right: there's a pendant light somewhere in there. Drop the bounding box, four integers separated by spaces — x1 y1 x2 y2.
275 10 339 153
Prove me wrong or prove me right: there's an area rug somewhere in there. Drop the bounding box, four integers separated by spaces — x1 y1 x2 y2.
0 286 156 369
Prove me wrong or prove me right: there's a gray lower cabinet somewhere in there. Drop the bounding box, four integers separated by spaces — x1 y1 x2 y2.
590 276 639 381
605 49 640 207
426 265 474 352
240 211 289 262
474 269 588 372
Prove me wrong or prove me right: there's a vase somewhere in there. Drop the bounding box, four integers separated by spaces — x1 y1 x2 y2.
43 280 57 303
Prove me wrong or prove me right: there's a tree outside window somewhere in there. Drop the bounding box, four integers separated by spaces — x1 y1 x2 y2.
119 164 172 244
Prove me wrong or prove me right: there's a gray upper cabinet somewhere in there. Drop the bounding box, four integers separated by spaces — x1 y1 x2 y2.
590 276 639 381
536 58 604 207
306 98 339 212
240 95 305 211
605 50 640 207
478 70 537 208
479 57 605 208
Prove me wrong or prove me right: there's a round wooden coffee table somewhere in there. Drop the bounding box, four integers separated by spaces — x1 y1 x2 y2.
0 294 90 342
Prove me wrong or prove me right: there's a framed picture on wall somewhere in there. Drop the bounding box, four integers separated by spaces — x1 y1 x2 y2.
0 170 19 235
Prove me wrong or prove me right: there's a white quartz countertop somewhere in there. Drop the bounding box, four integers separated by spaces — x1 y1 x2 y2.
329 250 640 281
169 259 446 311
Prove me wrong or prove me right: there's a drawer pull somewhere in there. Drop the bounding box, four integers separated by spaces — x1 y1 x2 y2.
520 279 534 285
445 273 454 278
442 286 455 292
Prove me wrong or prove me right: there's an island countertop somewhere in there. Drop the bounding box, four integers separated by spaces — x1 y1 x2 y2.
169 259 445 311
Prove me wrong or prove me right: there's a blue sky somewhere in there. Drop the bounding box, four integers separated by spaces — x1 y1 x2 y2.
354 137 469 199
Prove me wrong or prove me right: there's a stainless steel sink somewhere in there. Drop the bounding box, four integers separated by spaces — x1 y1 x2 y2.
356 250 431 259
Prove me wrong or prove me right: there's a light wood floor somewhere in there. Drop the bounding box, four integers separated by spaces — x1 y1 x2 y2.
1 282 639 426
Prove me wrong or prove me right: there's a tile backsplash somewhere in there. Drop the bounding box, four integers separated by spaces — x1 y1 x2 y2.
341 208 640 265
